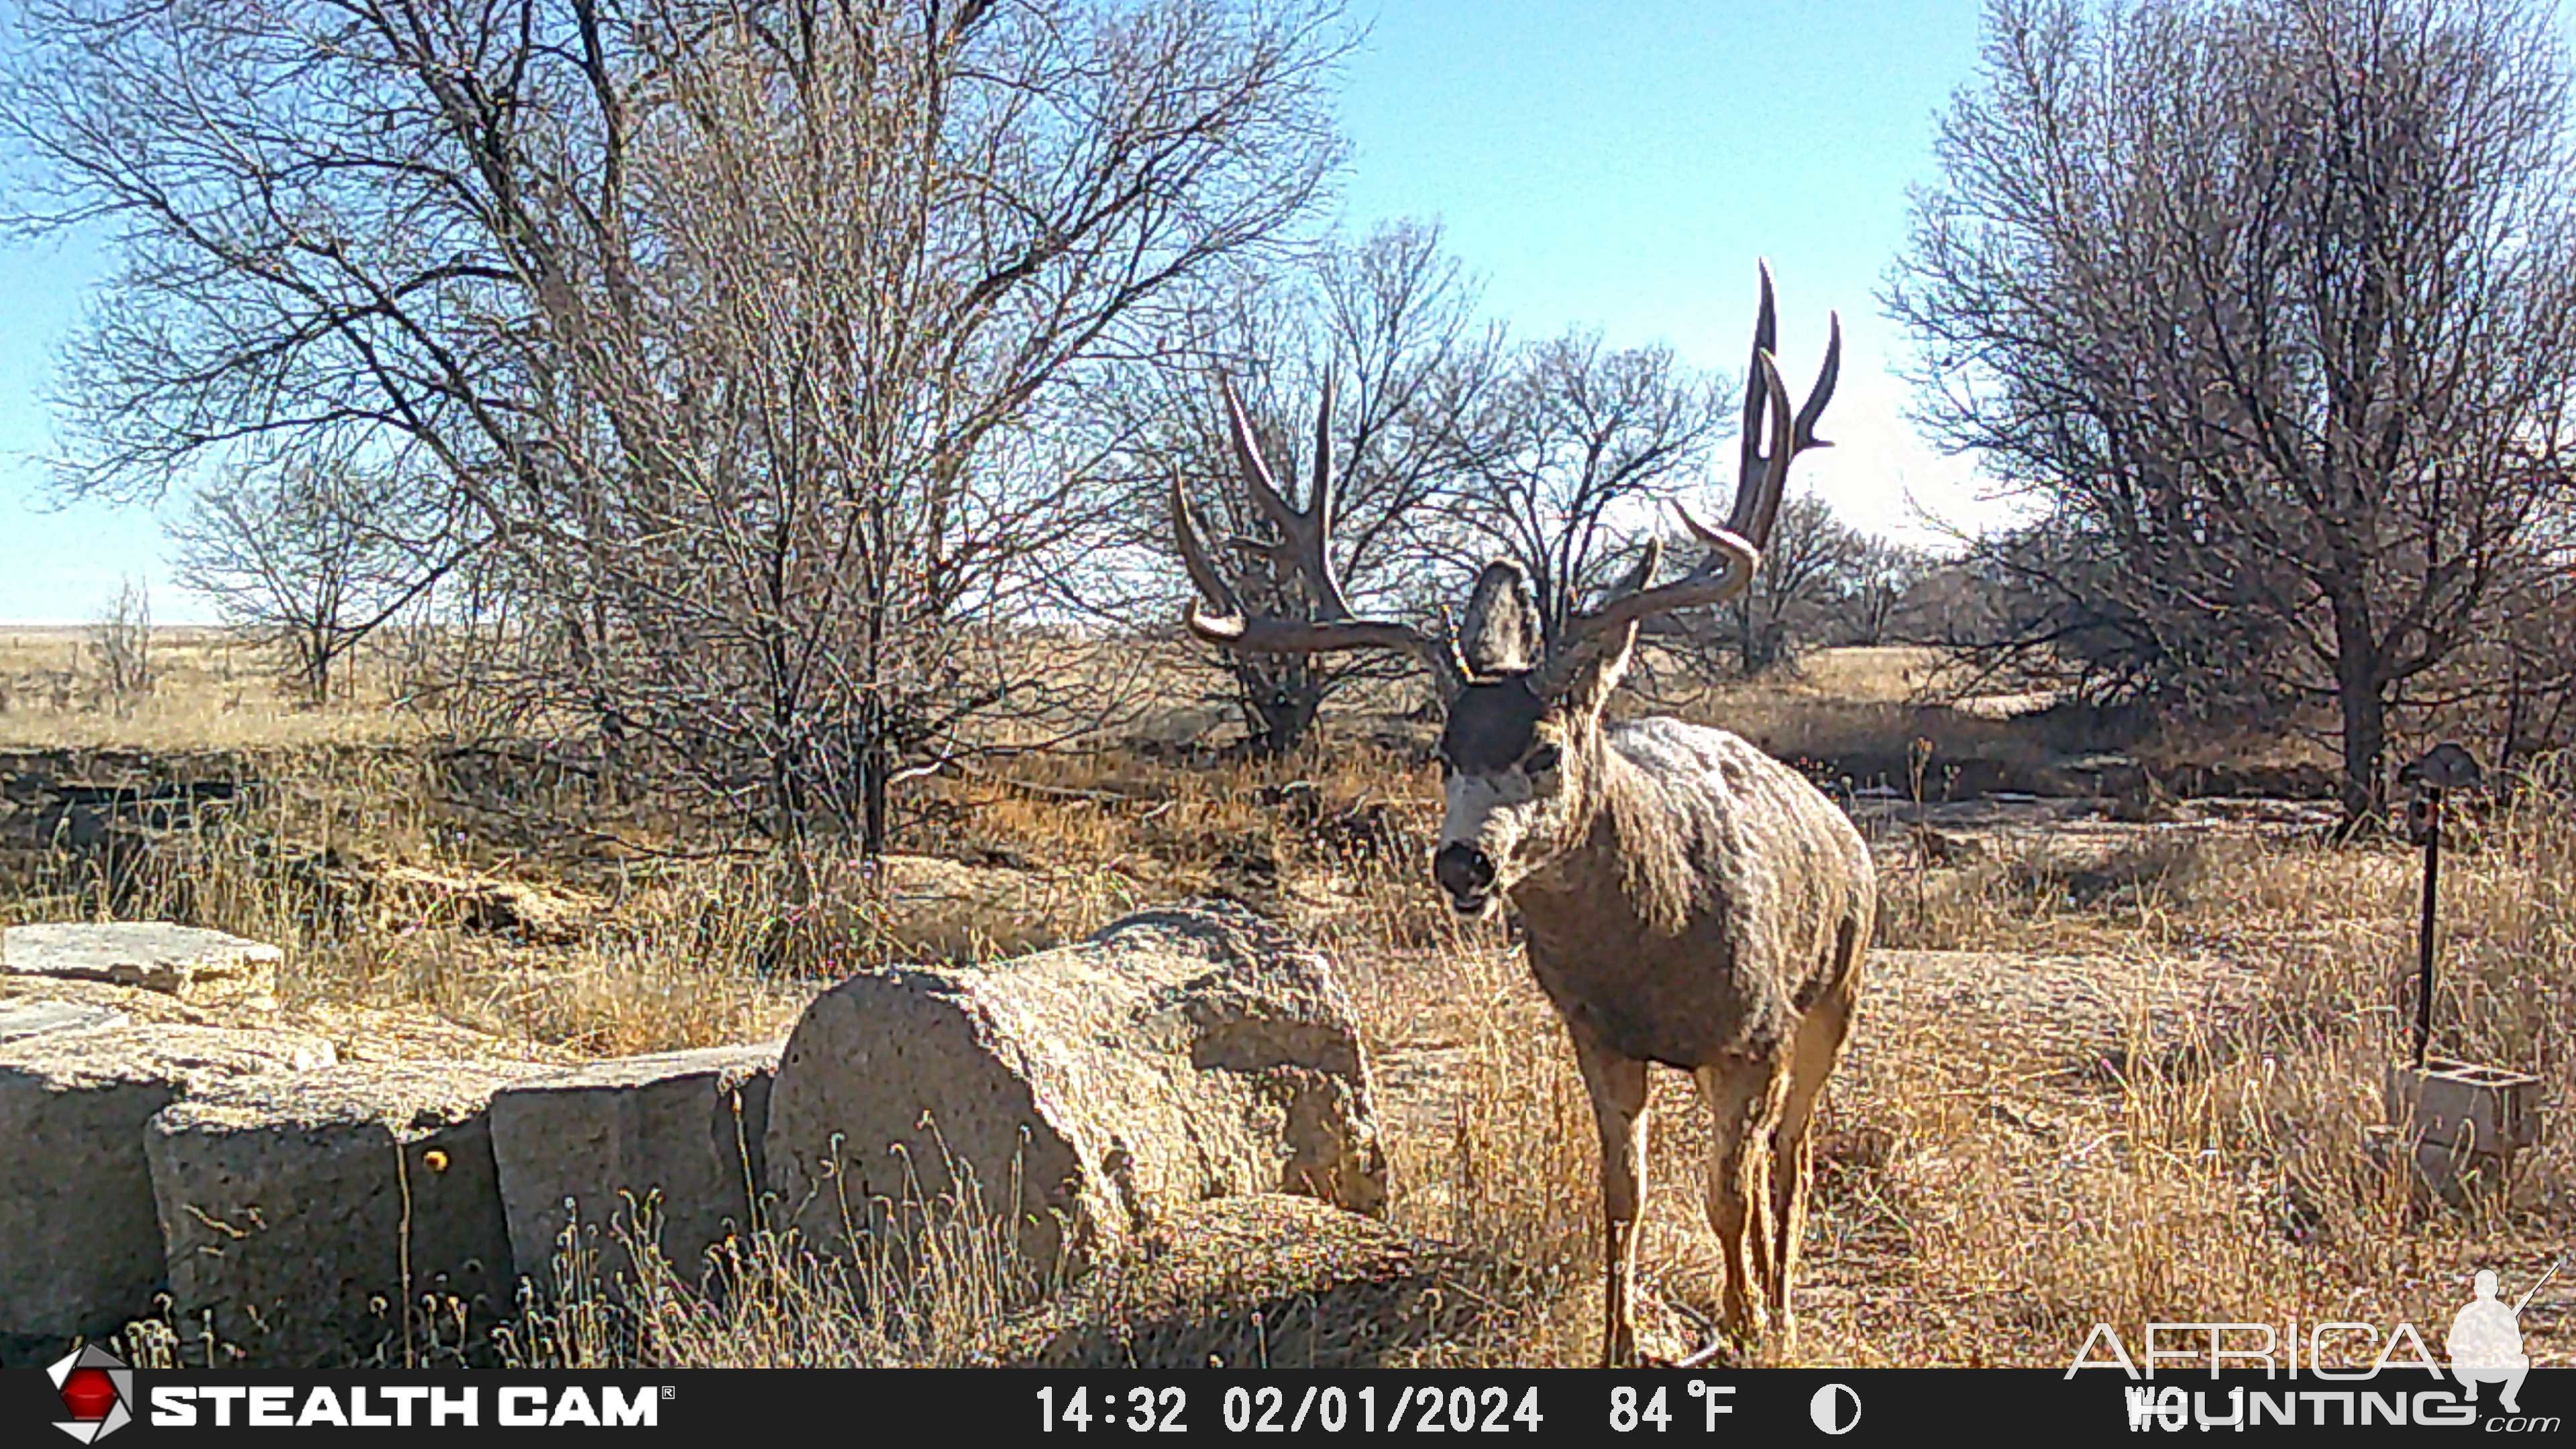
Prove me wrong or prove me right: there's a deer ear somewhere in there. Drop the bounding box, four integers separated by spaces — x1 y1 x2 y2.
1458 561 1542 676
1546 619 1638 720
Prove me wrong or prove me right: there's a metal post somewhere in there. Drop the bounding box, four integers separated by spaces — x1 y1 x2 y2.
2414 788 2443 1070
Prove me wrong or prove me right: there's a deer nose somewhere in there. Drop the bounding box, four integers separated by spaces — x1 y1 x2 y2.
1434 842 1496 900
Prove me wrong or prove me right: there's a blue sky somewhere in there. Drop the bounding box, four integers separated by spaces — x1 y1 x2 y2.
0 0 1994 624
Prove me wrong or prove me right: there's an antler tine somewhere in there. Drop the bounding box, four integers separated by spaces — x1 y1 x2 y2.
1178 377 1466 698
1548 351 1795 663
1731 351 1796 547
1173 466 1425 657
1309 370 1337 574
1548 504 1760 663
1617 535 1664 596
1537 266 1839 688
1739 260 1779 495
1730 266 1838 545
1220 372 1355 621
1792 310 1843 453
1170 466 1244 625
1221 374 1297 535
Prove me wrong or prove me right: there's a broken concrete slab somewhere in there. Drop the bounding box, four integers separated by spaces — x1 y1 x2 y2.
0 998 126 1043
489 1044 778 1291
767 902 1387 1283
145 1059 545 1366
0 1024 336 1342
3 922 282 1007
281 1000 575 1069
0 973 215 1031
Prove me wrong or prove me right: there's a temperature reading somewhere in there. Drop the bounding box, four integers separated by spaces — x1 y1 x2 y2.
1607 1385 1670 1432
1686 1381 1735 1432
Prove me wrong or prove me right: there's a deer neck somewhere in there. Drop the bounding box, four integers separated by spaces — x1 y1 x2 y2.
1511 730 1691 940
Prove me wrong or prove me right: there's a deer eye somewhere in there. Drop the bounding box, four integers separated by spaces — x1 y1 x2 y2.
1525 743 1562 774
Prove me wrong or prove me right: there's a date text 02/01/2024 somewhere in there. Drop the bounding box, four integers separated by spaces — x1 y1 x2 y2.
1035 1383 1555 1434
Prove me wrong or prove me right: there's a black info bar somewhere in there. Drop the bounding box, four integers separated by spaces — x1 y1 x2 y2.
5 1366 2568 1444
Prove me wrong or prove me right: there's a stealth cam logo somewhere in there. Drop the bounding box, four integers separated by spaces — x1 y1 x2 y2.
46 1345 134 1443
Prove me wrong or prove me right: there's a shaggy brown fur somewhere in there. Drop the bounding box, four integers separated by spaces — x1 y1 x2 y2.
1171 264 1862 1364
1434 624 1874 1362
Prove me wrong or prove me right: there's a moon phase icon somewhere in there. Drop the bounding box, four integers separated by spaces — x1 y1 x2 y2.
1808 1382 1861 1435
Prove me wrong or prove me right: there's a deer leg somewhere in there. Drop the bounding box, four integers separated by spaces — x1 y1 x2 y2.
1697 1054 1788 1342
1766 989 1854 1352
1571 1028 1650 1368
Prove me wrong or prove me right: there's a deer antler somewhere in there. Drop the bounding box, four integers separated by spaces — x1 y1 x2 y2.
1733 258 1841 545
1540 264 1841 681
1173 376 1468 696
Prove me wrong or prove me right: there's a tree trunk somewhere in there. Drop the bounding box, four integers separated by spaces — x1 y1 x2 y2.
2334 645 2390 832
862 732 890 860
1250 681 1322 759
775 754 816 909
301 629 332 707
1238 660 1322 759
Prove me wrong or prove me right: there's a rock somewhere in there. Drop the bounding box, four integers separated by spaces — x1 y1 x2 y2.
970 1196 1486 1368
144 1059 543 1366
3 922 282 1007
0 1024 336 1341
766 902 1387 1281
0 999 127 1042
0 973 216 1030
490 1044 779 1290
282 1000 574 1068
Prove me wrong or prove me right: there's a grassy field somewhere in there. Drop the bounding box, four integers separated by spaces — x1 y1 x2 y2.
0 625 423 748
3 631 2564 1370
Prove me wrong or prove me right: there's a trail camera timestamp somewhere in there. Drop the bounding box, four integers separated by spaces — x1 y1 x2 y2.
1034 1384 1548 1434
1036 1385 1187 1434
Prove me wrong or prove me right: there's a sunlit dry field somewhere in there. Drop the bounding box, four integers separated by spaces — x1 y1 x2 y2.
1 631 2565 1369
0 625 423 748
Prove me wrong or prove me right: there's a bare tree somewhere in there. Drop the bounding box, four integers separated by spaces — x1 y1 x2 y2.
1889 0 2576 824
6 0 1348 864
1432 331 1739 647
1719 492 1868 674
169 462 471 704
2497 500 2576 761
1837 535 1937 647
1943 514 2298 716
87 577 153 706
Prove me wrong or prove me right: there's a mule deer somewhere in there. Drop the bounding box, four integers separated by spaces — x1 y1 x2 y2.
1169 264 1872 1364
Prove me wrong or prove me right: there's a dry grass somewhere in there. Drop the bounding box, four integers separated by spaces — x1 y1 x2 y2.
1737 644 1946 704
0 625 423 748
12 638 2568 1368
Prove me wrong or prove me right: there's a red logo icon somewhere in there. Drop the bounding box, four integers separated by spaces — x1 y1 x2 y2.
46 1345 133 1442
